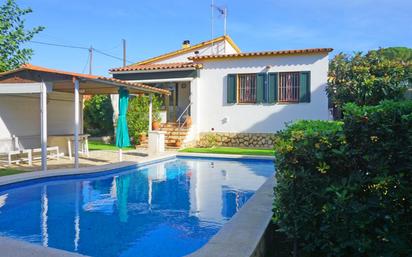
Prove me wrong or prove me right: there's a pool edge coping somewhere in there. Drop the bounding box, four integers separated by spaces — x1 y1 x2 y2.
177 152 275 160
0 153 177 187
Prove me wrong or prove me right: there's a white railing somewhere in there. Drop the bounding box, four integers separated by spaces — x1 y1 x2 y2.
176 102 192 129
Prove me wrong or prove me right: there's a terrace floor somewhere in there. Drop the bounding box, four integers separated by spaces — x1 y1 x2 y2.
0 148 177 173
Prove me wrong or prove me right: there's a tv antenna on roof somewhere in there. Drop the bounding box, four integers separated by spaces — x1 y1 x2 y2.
211 0 228 54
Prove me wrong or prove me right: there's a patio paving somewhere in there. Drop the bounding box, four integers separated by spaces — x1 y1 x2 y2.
0 149 177 172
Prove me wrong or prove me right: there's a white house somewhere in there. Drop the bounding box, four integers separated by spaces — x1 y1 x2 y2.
110 35 333 148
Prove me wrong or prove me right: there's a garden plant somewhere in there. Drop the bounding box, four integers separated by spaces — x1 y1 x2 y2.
273 101 412 257
127 95 162 145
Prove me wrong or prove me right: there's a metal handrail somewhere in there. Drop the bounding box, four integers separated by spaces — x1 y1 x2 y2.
176 102 192 129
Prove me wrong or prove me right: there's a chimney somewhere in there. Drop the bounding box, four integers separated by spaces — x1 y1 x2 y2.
182 40 190 49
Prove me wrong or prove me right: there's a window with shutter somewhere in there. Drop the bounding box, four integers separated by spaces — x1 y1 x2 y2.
238 74 257 103
278 72 300 103
299 71 311 103
268 73 278 103
256 73 266 103
226 71 309 104
227 74 237 104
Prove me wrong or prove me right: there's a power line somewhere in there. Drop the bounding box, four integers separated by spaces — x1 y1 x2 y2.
28 40 136 64
93 48 135 64
29 40 89 50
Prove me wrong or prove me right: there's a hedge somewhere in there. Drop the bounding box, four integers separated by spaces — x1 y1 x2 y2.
273 101 412 257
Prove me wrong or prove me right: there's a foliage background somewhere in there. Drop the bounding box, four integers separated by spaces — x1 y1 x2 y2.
0 0 43 72
327 48 412 112
127 95 162 144
84 95 114 136
273 101 412 257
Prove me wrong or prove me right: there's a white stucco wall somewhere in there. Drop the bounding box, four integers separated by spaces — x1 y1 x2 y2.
155 40 238 64
194 53 330 134
0 92 83 149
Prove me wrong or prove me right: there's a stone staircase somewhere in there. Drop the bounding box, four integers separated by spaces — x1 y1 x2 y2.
160 122 189 148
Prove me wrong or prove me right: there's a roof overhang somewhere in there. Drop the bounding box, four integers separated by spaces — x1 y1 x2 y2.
110 67 198 75
0 64 170 95
109 62 203 74
125 77 194 83
188 48 334 62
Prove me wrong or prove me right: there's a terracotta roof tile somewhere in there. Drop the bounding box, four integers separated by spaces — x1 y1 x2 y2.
188 48 334 61
110 62 202 72
0 64 170 95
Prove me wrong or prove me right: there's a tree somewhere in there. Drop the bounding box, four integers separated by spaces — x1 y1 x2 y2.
84 95 114 136
327 49 411 112
0 0 44 72
373 47 412 62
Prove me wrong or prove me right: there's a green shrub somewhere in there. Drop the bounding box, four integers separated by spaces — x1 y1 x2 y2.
127 95 162 144
273 120 349 256
273 102 412 257
84 95 114 136
341 101 412 256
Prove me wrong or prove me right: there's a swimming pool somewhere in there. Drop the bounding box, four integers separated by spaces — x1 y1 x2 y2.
0 157 274 257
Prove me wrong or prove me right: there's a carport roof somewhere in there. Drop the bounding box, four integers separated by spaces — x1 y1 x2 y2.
0 64 170 95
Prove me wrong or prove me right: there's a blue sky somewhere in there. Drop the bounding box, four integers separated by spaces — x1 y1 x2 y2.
19 0 412 76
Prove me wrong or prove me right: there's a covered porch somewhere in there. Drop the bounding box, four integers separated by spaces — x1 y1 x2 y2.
110 62 200 126
0 64 169 172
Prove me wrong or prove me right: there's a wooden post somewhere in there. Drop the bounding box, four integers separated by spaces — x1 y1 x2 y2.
74 78 80 168
40 82 48 172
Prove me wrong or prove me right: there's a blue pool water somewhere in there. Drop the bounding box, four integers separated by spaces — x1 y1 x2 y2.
0 157 274 257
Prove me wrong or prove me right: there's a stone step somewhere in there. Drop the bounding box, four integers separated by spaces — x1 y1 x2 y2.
159 127 189 132
167 135 187 140
163 133 188 137
160 122 191 129
160 122 180 128
166 145 182 150
160 128 188 132
156 122 191 149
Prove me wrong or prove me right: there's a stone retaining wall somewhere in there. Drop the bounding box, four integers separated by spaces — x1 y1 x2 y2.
197 132 274 149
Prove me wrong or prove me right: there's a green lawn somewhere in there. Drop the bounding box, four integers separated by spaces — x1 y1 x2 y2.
179 147 275 156
88 140 135 151
0 168 31 177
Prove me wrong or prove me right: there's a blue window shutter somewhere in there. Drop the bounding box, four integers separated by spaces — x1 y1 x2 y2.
268 73 278 103
227 74 237 104
256 73 266 103
299 71 311 103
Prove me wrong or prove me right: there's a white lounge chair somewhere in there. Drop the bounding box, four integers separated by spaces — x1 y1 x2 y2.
0 136 32 166
31 146 60 161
